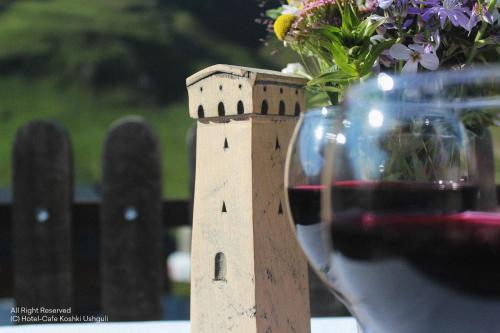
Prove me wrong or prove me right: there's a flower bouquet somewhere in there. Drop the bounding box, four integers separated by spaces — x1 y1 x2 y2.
265 0 499 106
264 0 499 182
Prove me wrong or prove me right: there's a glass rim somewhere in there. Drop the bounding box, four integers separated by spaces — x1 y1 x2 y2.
346 65 500 112
302 105 342 117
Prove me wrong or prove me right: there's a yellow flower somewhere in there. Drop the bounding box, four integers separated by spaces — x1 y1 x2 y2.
273 14 296 41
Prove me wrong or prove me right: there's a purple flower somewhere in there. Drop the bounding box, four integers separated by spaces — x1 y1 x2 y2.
467 2 495 30
422 0 471 30
402 18 414 28
379 49 396 67
389 43 440 72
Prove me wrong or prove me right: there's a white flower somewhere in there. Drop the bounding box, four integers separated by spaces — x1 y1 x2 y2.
492 6 499 22
281 63 312 79
389 43 439 73
378 0 394 9
282 4 301 15
370 34 387 44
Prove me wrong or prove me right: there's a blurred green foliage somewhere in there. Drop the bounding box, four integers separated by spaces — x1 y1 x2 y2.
0 0 277 102
0 0 292 198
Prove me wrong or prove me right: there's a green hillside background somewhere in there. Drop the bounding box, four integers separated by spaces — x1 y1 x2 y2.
0 0 296 198
0 0 498 199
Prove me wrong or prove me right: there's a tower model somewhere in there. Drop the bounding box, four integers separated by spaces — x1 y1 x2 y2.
186 65 311 333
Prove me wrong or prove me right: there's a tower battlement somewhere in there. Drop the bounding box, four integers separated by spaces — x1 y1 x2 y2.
186 64 307 119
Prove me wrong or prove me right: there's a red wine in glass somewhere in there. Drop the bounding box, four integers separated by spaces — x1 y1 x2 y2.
288 181 500 333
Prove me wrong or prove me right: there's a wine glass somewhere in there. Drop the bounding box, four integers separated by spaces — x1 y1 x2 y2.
284 105 357 315
286 67 500 333
285 105 341 273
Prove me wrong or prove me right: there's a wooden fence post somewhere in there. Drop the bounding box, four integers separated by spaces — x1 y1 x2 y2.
101 116 163 321
12 121 73 314
186 65 311 333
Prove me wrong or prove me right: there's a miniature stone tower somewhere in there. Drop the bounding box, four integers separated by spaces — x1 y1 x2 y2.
186 65 311 333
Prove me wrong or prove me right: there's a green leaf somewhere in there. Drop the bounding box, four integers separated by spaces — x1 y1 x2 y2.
304 39 336 67
340 1 360 31
358 17 386 38
360 40 395 74
329 42 359 76
321 25 342 36
266 7 283 19
477 35 500 48
307 91 332 107
411 153 427 181
321 86 344 93
308 70 356 86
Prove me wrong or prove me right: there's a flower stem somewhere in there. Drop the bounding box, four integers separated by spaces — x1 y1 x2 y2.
466 0 496 64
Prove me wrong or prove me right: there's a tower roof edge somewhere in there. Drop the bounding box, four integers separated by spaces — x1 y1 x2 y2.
186 64 307 87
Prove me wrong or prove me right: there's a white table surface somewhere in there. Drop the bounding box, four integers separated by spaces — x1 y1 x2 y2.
0 318 359 332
